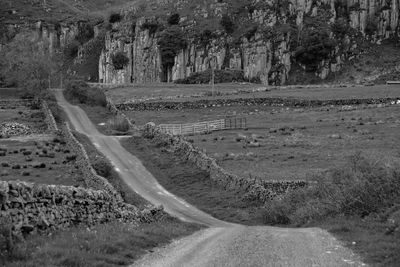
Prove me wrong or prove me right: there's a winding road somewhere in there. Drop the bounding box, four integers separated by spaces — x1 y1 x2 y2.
55 91 366 267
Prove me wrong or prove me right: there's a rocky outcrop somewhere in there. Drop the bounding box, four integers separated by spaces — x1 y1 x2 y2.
0 180 164 237
99 18 162 84
99 0 400 85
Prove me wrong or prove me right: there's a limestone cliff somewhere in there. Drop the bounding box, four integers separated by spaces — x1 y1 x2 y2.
99 0 400 85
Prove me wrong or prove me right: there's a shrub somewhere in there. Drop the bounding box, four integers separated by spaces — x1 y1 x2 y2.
107 116 130 132
264 153 400 225
109 13 122 24
111 52 129 70
63 40 80 59
168 13 180 25
158 26 187 69
92 158 113 178
295 28 336 71
64 80 107 107
141 21 162 35
365 18 378 36
175 69 246 84
220 14 235 35
0 217 13 254
75 23 94 45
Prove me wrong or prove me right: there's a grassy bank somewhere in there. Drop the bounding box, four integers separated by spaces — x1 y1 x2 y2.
264 153 400 266
1 217 202 267
73 131 149 208
121 135 266 225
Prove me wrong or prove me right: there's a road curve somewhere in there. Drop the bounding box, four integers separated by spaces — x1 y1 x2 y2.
55 91 366 267
54 90 228 227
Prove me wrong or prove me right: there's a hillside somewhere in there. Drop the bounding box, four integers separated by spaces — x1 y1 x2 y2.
0 0 139 24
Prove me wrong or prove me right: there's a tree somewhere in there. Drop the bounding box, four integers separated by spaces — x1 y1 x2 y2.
0 31 59 97
220 14 235 35
168 13 180 25
111 52 130 70
158 26 187 69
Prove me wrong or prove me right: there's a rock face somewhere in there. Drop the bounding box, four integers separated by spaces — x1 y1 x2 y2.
99 0 400 85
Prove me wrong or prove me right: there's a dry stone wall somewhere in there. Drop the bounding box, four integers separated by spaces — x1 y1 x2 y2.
41 100 59 132
143 126 307 203
61 122 123 202
0 181 163 237
117 96 400 112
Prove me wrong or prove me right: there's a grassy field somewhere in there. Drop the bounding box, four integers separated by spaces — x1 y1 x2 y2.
1 217 202 267
104 83 263 103
125 100 400 181
0 138 85 186
106 84 400 104
121 136 267 225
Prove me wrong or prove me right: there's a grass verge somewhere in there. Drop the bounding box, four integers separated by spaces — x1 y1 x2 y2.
264 153 400 266
73 131 149 209
121 135 266 225
0 217 203 267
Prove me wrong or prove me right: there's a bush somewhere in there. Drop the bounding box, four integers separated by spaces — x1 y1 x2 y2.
175 69 246 84
158 26 187 69
107 116 130 132
109 13 122 24
111 52 129 70
264 153 400 225
0 217 13 254
63 40 80 59
220 14 235 35
168 13 180 25
92 158 113 178
64 80 107 107
141 21 162 35
75 23 94 45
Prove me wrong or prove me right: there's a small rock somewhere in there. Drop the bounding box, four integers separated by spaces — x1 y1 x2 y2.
12 164 21 170
1 162 10 167
22 171 30 176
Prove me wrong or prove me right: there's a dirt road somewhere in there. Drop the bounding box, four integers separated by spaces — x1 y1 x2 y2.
55 91 366 267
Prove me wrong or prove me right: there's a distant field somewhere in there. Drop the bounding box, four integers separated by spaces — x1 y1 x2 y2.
186 105 400 181
106 84 400 104
104 83 263 103
123 86 400 181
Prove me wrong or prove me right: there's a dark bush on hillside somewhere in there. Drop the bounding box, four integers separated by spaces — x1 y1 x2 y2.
220 14 235 35
175 69 246 84
75 23 94 45
168 13 180 25
109 13 122 24
64 80 107 107
295 29 336 71
63 40 80 59
365 18 378 36
158 26 187 69
141 21 162 35
264 153 400 225
111 52 129 70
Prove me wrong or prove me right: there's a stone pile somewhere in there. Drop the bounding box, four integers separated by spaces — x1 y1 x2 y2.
0 122 31 138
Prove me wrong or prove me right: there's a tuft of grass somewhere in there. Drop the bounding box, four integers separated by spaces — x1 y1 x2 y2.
263 153 400 266
0 217 203 267
107 115 130 132
264 153 400 225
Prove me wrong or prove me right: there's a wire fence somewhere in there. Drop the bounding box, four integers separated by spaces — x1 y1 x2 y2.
158 117 247 136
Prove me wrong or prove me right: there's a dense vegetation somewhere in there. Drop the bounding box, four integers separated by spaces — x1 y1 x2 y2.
63 80 107 107
264 153 400 265
175 69 248 84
